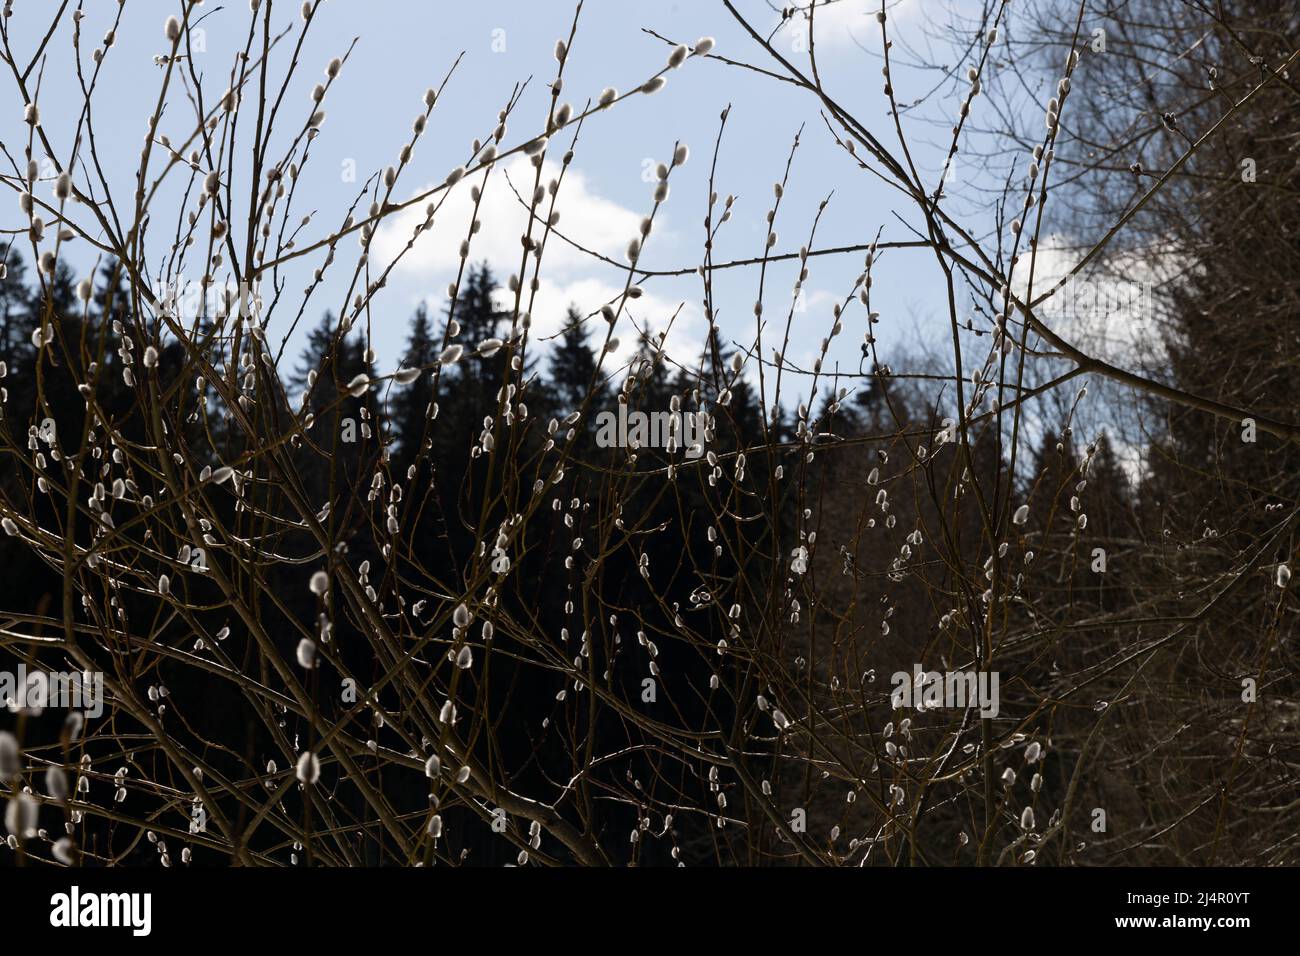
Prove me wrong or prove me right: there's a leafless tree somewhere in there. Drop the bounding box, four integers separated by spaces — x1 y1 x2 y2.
0 0 1293 867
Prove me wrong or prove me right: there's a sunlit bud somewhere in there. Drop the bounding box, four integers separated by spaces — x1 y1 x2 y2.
5 794 37 838
53 837 74 865
296 751 321 784
45 766 68 800
0 734 16 783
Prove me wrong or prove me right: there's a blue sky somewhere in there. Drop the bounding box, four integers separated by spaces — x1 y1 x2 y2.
3 0 1072 413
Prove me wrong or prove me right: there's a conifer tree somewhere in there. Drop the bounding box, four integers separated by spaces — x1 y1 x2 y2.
549 306 605 414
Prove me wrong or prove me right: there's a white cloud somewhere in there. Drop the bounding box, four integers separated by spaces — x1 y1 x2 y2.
769 0 928 51
372 157 648 281
372 157 707 375
1013 233 1178 368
